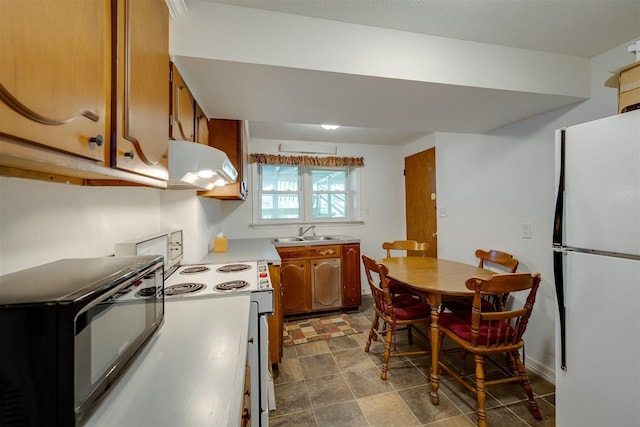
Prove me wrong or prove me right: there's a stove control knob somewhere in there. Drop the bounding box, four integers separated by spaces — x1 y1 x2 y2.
259 272 268 278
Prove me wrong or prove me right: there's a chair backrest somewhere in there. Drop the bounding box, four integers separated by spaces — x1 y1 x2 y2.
475 249 519 273
361 254 395 318
464 273 541 348
382 240 430 258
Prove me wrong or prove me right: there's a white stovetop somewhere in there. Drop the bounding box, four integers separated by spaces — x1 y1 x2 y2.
83 294 250 427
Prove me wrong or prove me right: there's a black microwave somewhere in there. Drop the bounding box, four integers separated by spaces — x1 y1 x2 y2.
0 255 164 426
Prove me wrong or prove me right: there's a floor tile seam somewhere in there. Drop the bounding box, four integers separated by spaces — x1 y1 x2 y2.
354 389 422 426
305 369 360 409
310 398 373 427
500 401 534 426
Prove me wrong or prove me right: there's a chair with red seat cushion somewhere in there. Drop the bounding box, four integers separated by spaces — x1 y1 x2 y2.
381 240 430 299
361 254 431 380
442 249 519 313
438 273 542 427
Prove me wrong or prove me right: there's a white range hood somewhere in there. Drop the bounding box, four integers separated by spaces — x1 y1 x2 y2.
167 140 238 190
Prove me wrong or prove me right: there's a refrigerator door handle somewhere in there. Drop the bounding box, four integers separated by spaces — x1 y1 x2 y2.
553 249 567 371
554 128 568 371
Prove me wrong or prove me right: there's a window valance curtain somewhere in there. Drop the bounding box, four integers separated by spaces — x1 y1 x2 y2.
249 153 365 167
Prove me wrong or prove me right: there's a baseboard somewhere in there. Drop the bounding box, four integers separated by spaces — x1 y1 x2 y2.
525 354 555 385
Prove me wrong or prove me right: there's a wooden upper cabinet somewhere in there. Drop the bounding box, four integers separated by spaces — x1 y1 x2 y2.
0 0 109 162
195 104 209 145
112 0 169 181
198 119 248 200
169 64 195 142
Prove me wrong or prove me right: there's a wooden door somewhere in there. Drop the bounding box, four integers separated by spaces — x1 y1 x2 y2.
405 148 437 257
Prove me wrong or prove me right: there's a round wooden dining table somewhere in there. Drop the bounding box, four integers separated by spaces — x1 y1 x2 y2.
378 256 496 404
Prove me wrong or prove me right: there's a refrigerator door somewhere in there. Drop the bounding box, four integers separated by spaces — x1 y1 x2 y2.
563 110 640 256
556 251 640 427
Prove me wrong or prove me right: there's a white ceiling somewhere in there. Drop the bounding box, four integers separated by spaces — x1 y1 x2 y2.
179 0 640 146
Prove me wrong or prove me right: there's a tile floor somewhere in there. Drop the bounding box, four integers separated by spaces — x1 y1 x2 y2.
269 296 555 426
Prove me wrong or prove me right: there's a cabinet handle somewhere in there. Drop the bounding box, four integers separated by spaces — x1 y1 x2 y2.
0 83 99 125
248 337 254 343
89 135 104 147
124 150 135 159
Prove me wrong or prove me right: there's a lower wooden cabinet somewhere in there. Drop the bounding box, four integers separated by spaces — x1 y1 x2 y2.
342 243 362 308
311 258 342 311
280 260 309 314
267 264 283 365
277 243 361 316
241 364 251 426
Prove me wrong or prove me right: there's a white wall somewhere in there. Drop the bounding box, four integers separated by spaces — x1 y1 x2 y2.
400 39 638 380
0 178 224 274
218 138 406 269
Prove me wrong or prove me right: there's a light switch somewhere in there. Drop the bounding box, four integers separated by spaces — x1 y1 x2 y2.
521 223 532 239
438 206 447 217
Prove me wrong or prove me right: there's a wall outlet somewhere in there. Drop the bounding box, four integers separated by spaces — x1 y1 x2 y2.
437 206 447 217
521 223 532 239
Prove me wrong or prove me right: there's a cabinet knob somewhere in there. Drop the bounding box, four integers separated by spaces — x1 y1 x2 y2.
89 135 104 147
248 337 254 343
124 150 135 159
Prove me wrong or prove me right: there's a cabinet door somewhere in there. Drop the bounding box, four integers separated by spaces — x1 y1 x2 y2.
195 104 209 145
267 264 283 364
311 258 342 311
281 261 309 315
169 64 195 142
198 119 247 200
112 0 169 181
342 243 362 308
0 0 109 162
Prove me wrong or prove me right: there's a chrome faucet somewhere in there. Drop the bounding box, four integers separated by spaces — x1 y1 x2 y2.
298 225 316 237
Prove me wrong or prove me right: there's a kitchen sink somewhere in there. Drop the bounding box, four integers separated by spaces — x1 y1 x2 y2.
271 235 337 244
272 237 304 242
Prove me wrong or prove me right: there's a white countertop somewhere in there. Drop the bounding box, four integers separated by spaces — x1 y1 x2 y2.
84 294 251 427
199 238 281 265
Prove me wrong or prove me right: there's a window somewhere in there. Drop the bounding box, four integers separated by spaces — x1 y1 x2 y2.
256 164 359 224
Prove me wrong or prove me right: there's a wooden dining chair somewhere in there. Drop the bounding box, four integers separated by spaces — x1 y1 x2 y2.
381 240 430 302
382 239 430 258
361 255 431 380
442 249 519 313
437 273 542 427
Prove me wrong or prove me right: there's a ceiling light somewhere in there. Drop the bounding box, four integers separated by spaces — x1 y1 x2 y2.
321 124 340 130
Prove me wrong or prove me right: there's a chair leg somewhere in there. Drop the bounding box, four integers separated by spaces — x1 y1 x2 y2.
381 322 394 380
458 349 468 376
474 354 488 427
365 313 379 353
407 324 414 345
512 351 542 420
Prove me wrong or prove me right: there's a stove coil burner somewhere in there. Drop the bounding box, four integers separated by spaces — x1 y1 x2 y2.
165 283 206 296
179 266 211 275
216 264 252 273
215 280 250 291
135 287 159 298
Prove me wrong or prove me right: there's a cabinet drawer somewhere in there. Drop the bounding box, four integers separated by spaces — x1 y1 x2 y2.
277 245 342 260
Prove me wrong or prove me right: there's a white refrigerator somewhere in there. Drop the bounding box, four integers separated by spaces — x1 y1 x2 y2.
553 110 640 427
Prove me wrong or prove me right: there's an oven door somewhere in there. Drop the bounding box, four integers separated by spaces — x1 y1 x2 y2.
247 300 272 427
73 261 164 423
